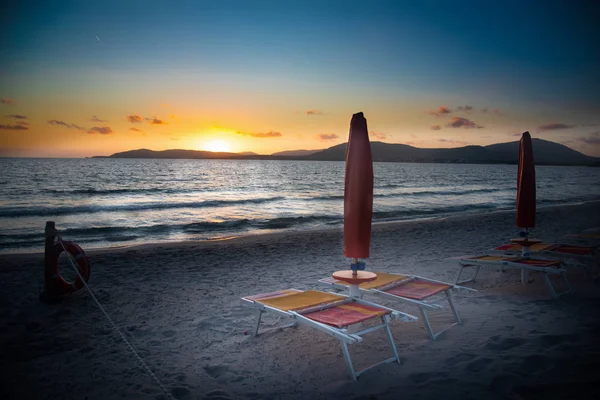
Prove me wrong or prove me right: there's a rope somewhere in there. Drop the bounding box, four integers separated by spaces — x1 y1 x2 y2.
54 233 176 400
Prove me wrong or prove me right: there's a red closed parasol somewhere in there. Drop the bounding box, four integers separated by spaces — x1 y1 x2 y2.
343 112 374 259
516 131 536 230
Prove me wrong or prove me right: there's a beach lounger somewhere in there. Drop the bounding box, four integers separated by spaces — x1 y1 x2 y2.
241 289 418 380
567 229 600 245
492 242 599 280
452 255 570 298
318 272 470 340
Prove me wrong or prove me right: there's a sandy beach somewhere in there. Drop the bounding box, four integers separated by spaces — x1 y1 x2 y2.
1 201 599 400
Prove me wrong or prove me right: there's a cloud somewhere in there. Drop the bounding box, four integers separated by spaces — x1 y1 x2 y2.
427 106 452 117
577 131 600 144
48 120 85 130
457 105 473 112
369 130 386 140
493 109 505 117
1 98 15 105
8 114 27 119
438 138 469 145
431 125 442 131
236 130 282 138
446 117 483 129
305 109 323 116
87 126 113 134
481 107 488 113
0 124 28 130
318 133 339 140
129 127 142 132
510 132 522 137
537 123 576 132
91 115 107 122
148 117 167 125
127 114 143 123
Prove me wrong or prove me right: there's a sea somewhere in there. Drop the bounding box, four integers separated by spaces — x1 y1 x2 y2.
1 158 599 253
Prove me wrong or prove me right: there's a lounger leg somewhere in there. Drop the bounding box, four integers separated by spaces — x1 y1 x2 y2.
521 269 529 284
543 274 558 299
455 265 464 284
340 341 357 380
455 264 480 285
384 315 401 365
446 291 462 325
473 265 481 282
419 307 436 341
253 309 263 336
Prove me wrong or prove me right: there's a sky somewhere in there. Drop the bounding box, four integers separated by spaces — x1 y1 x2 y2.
1 0 599 157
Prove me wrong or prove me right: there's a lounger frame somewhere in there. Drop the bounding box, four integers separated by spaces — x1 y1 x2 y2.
241 290 418 380
318 275 473 341
453 256 571 298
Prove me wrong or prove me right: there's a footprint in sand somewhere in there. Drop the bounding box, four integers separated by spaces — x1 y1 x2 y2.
203 388 235 400
485 337 527 351
490 375 515 392
408 371 444 385
520 354 552 372
204 365 229 379
539 333 575 347
465 357 493 373
444 353 476 366
169 386 191 399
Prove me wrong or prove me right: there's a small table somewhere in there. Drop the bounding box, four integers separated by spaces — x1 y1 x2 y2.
332 270 377 298
510 238 542 247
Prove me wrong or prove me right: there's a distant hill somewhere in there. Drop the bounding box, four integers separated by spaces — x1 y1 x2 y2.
102 148 245 159
271 149 322 156
305 139 598 165
93 139 599 166
237 151 260 156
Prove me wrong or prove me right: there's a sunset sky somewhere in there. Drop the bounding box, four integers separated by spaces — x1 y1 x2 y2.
1 0 599 157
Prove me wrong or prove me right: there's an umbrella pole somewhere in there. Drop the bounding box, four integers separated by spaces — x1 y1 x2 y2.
521 228 530 284
349 258 360 297
521 228 531 258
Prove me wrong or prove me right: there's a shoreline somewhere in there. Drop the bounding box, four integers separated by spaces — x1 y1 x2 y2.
3 199 599 258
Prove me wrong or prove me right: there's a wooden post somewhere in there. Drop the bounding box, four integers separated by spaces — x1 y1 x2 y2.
40 221 58 303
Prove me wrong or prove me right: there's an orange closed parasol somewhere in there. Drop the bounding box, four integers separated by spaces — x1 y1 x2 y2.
343 112 374 260
516 131 536 230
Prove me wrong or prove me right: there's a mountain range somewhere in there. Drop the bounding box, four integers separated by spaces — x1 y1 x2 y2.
92 138 599 166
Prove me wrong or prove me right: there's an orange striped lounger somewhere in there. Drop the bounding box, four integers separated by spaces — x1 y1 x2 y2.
241 289 418 380
319 272 472 340
452 255 570 298
493 242 599 280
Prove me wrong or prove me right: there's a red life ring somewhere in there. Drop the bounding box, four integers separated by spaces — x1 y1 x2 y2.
51 241 91 294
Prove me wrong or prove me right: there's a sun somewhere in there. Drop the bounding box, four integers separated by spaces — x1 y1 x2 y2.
203 139 230 153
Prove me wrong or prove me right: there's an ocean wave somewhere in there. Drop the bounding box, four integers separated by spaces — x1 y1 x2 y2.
311 187 506 201
377 187 503 197
0 196 286 218
372 203 498 220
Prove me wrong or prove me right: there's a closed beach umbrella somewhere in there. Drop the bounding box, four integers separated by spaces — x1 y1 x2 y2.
343 112 374 259
516 131 536 230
